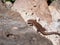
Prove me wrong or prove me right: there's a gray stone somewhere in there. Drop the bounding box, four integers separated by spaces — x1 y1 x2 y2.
0 14 53 45
0 0 53 45
50 0 60 10
0 32 53 45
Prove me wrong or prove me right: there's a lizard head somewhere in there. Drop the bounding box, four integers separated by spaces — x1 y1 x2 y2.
27 19 36 26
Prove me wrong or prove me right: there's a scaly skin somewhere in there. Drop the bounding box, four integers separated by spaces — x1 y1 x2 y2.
27 19 60 36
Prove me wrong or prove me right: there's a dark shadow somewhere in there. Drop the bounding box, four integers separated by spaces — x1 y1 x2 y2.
47 0 54 6
1 0 16 4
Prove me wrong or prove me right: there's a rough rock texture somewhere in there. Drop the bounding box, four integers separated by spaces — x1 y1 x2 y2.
5 10 25 22
12 0 60 45
0 0 8 14
0 9 53 45
0 0 53 45
45 0 60 45
12 0 52 24
49 0 60 33
0 15 53 45
50 0 60 10
48 8 60 45
0 0 25 23
11 0 60 45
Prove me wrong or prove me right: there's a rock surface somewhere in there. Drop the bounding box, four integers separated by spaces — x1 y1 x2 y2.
12 0 52 24
45 0 60 45
50 0 60 10
0 9 53 45
11 0 60 45
0 0 53 45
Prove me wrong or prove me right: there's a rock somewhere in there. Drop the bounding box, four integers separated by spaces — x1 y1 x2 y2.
49 0 60 31
4 1 13 9
0 12 53 45
45 0 60 45
0 32 53 45
0 0 8 14
12 0 52 24
0 0 53 45
0 0 25 22
5 10 25 22
50 0 60 10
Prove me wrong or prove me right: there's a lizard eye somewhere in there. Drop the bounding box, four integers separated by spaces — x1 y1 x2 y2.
27 20 33 26
28 23 33 26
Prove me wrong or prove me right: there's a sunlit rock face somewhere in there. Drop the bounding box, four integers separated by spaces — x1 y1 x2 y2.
0 0 8 14
0 0 54 45
49 0 60 33
47 0 60 45
12 0 60 45
12 0 52 24
5 1 13 9
1 0 15 9
50 0 60 10
0 10 53 45
0 13 53 45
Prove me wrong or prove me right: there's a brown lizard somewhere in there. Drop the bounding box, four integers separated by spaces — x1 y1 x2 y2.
27 19 60 36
